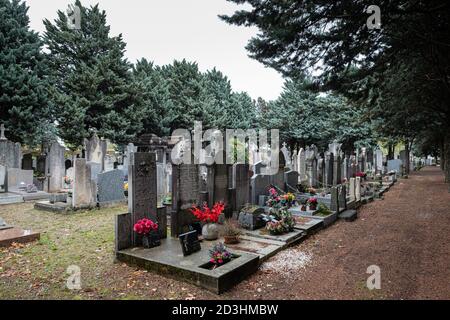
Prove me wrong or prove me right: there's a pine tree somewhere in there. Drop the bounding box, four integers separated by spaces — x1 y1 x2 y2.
43 1 144 148
159 59 209 131
0 0 54 146
132 58 173 137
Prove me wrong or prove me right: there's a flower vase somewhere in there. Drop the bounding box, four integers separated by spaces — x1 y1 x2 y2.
301 205 307 211
142 232 161 248
202 223 219 240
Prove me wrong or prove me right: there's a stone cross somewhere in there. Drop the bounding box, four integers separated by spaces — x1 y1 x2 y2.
0 124 7 140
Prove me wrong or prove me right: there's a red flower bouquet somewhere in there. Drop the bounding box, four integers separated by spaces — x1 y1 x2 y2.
356 171 367 178
307 197 318 210
190 202 225 224
133 218 159 235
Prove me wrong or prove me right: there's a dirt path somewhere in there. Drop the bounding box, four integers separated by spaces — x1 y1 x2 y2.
220 166 450 300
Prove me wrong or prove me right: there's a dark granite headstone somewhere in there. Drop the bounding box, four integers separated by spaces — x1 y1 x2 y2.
189 222 202 236
22 154 33 170
128 152 157 246
179 230 201 256
326 152 334 187
171 162 201 237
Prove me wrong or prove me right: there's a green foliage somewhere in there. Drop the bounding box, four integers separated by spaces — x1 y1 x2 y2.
259 77 374 151
315 203 332 217
43 0 144 148
221 0 450 161
0 0 55 146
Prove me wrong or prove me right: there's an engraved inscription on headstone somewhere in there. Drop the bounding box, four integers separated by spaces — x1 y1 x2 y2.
179 230 201 256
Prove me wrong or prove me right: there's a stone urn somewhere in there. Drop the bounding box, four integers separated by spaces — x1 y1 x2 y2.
202 223 219 240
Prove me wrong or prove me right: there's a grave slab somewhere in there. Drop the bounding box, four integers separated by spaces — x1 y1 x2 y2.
228 235 284 262
0 227 40 247
0 192 23 205
294 211 338 227
338 209 358 222
34 201 71 213
293 215 324 233
242 228 306 245
9 190 50 202
116 237 259 294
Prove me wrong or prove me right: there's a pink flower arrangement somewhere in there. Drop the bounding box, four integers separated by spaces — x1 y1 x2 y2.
133 218 158 235
209 243 232 266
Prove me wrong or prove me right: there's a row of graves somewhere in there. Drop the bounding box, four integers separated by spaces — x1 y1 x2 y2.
33 134 173 213
115 139 401 294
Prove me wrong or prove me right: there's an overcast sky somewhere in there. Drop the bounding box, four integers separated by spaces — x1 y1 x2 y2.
25 0 285 101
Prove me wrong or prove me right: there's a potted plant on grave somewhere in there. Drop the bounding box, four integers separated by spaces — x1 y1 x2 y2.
221 219 242 244
265 207 296 235
281 192 296 208
266 220 285 235
133 218 160 248
190 202 225 240
266 187 281 207
314 203 332 217
307 197 318 211
209 242 233 268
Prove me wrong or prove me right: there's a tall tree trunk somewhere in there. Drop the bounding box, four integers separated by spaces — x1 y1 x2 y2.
444 131 450 189
387 143 395 160
405 139 410 174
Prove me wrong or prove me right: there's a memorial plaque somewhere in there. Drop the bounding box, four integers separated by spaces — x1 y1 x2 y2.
179 230 201 256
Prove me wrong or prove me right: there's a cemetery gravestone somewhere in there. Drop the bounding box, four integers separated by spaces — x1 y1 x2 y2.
72 159 96 209
48 142 66 193
7 168 33 191
233 164 250 212
349 178 356 201
317 157 325 186
387 159 402 173
270 151 286 190
250 162 270 205
179 230 201 256
171 162 201 237
375 149 383 173
0 165 6 191
355 177 362 201
325 152 334 187
22 154 33 170
85 133 107 171
333 153 342 186
285 169 299 190
97 169 126 206
128 152 158 245
0 140 21 169
88 162 102 182
298 148 306 183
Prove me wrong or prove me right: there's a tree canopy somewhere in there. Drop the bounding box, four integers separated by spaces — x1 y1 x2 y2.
0 0 54 147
